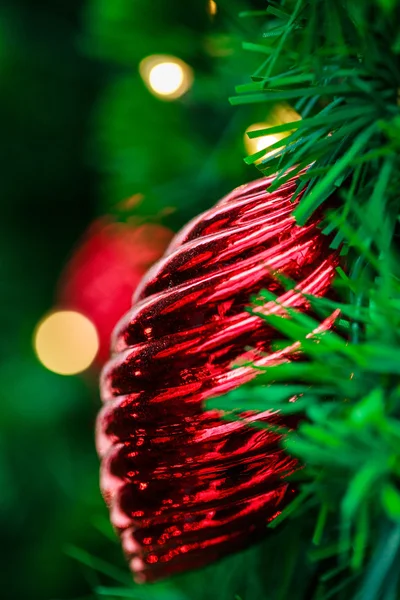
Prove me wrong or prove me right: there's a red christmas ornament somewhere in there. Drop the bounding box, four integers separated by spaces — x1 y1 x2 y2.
97 176 339 582
58 220 173 364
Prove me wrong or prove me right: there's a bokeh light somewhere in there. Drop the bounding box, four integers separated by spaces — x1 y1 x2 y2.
244 122 282 158
57 219 174 364
34 310 99 375
139 55 193 100
149 63 184 96
207 0 218 16
244 103 301 161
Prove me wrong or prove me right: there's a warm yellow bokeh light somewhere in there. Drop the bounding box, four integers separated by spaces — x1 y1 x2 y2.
34 310 99 375
149 62 184 96
244 103 302 162
256 135 278 152
207 0 218 16
244 123 284 160
139 55 193 100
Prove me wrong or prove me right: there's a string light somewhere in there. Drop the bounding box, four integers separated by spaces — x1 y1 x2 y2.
139 55 193 100
244 103 301 161
244 122 283 159
207 0 218 16
34 310 99 375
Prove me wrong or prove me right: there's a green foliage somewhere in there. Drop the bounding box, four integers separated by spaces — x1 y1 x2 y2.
207 1 400 598
232 0 400 257
209 271 400 597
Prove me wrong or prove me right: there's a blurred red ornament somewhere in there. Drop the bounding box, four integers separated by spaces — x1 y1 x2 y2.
58 220 173 364
97 176 339 582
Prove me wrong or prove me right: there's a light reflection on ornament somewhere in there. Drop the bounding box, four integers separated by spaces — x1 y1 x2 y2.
34 310 99 375
139 55 193 100
244 103 302 162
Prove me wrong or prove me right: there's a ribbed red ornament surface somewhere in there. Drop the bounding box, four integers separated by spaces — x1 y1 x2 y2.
97 176 338 582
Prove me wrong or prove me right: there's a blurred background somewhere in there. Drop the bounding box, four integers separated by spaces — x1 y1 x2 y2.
1 1 302 598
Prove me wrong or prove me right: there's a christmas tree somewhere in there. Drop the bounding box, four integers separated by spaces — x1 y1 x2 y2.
2 1 399 599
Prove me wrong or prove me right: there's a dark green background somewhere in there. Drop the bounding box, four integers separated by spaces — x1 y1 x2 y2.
1 2 105 598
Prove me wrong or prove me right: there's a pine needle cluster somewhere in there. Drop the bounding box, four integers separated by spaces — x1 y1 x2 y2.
210 1 400 597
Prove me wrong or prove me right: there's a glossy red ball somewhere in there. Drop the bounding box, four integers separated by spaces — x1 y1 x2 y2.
97 176 339 581
58 220 173 364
